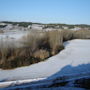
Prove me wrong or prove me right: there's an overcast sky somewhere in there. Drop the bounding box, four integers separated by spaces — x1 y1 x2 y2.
0 0 90 24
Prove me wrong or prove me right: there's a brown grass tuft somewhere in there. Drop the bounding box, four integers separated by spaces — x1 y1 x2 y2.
73 30 90 39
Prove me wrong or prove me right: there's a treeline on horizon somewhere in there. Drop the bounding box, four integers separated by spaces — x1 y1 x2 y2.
0 21 90 28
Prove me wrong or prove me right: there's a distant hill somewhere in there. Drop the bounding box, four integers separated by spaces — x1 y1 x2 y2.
0 21 90 30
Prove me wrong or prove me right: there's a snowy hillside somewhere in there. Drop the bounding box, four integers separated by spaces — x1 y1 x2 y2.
0 39 90 89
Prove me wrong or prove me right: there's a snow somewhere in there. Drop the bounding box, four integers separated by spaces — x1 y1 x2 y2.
0 30 29 48
0 30 28 40
0 39 90 88
2 86 85 90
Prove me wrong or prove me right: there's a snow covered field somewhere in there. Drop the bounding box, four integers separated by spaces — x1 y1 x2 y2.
0 30 29 48
0 39 90 88
0 30 28 40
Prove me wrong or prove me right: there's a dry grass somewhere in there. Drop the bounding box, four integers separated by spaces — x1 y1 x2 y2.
0 30 4 33
0 30 64 69
73 30 90 39
22 30 48 53
62 29 74 41
0 40 15 60
47 30 64 55
33 49 49 60
0 29 90 69
0 30 49 69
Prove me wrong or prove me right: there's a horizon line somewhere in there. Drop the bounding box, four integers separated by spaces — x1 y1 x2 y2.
0 20 90 26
